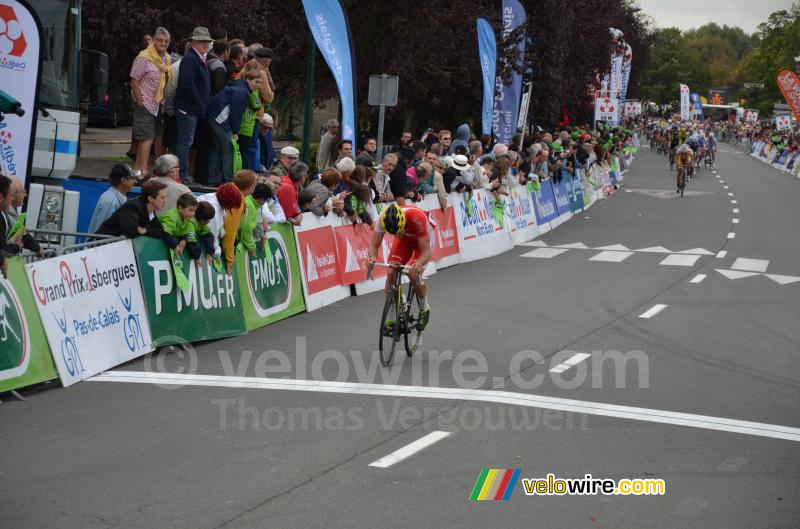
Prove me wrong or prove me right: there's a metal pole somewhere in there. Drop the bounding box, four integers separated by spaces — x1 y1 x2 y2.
301 34 316 165
376 74 387 159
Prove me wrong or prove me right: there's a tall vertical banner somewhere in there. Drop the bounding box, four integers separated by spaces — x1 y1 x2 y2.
607 28 625 126
690 93 704 121
302 0 357 142
517 82 532 131
777 69 800 123
619 43 632 113
0 0 41 184
492 0 526 145
476 18 496 137
680 84 691 121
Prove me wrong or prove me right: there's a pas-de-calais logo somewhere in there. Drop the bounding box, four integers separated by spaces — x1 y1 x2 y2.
470 469 521 501
0 4 27 57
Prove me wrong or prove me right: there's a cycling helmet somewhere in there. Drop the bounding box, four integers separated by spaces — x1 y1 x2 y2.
380 204 406 234
677 144 692 154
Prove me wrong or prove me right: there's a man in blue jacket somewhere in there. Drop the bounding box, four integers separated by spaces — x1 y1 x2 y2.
173 27 213 184
205 68 262 184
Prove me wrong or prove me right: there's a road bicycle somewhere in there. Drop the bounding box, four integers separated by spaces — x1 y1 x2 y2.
677 166 687 197
369 263 424 367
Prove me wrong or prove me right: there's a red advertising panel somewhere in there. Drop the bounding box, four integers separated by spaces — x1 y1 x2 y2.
334 224 383 284
428 207 460 261
296 226 342 295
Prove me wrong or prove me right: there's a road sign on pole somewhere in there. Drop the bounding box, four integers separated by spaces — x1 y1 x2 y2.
368 74 399 159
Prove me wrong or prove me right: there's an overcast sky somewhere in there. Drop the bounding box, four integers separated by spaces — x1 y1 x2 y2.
637 0 797 34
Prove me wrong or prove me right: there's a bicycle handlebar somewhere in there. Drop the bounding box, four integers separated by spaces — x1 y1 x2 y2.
367 262 413 280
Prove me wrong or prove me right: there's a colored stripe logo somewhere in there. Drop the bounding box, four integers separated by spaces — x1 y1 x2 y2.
470 469 521 500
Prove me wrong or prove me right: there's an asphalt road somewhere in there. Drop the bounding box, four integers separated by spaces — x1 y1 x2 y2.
2 144 799 528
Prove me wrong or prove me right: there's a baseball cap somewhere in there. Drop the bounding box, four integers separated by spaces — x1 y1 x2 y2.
281 146 300 158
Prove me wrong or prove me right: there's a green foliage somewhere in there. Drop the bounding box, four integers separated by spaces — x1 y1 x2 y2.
640 7 800 116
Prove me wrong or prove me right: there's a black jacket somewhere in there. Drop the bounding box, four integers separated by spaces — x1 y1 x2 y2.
97 197 169 242
174 49 211 118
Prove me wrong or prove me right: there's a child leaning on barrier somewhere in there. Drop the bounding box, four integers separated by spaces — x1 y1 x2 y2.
247 183 274 247
194 201 216 264
158 193 204 266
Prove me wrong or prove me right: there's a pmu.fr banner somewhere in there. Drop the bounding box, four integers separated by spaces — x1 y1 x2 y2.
301 0 357 142
777 69 800 123
0 0 41 184
680 84 690 121
0 257 57 393
27 240 153 386
134 237 246 345
476 18 497 137
776 115 792 131
237 224 306 332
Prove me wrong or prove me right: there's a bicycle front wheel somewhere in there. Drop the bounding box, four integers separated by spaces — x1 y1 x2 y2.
379 288 400 367
403 285 422 356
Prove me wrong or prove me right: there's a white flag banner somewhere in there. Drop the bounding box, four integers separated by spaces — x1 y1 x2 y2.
775 115 791 131
745 110 759 124
0 0 41 184
680 84 691 121
624 101 642 116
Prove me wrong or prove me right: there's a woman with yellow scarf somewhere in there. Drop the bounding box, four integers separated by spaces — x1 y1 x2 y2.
130 27 172 178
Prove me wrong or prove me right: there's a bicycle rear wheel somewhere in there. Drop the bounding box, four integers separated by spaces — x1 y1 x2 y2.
379 288 400 367
403 284 422 356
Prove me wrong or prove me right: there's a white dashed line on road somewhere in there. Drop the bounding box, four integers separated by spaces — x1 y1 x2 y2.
549 353 592 374
369 431 453 469
520 248 569 259
732 218 739 224
639 304 668 319
728 233 736 239
690 274 707 284
731 200 737 204
733 208 739 213
660 254 701 267
716 251 727 258
589 251 634 262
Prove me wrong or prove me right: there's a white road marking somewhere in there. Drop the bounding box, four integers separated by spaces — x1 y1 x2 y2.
716 251 727 258
558 242 590 249
636 246 673 253
732 218 739 224
639 304 668 318
589 250 634 262
716 269 760 280
690 274 707 284
727 192 734 196
732 258 769 272
715 175 720 178
89 371 800 442
719 180 725 183
723 186 729 189
624 189 632 193
520 248 569 259
727 232 736 239
731 200 737 204
660 254 701 267
678 248 714 255
369 431 453 468
733 208 739 213
595 244 631 251
550 353 592 374
764 274 800 285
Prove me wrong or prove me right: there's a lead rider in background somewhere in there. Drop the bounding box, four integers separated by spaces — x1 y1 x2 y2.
366 204 432 330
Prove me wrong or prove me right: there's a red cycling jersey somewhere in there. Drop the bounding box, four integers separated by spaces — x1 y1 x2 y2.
377 206 431 265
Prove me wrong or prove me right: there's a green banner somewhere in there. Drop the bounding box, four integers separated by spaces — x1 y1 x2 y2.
0 257 58 392
133 237 247 345
236 223 306 331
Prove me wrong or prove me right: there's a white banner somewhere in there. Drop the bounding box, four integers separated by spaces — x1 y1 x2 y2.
775 115 790 130
452 188 513 262
595 91 620 124
503 182 539 245
745 109 759 124
0 0 40 184
619 43 633 111
26 240 153 386
517 83 533 131
680 84 691 121
624 101 642 116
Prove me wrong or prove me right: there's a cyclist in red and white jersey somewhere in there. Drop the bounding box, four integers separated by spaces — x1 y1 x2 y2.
367 203 432 329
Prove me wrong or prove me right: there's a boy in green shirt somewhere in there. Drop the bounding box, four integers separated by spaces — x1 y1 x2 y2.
159 193 206 267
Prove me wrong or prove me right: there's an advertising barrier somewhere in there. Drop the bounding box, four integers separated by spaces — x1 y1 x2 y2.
0 257 58 393
551 178 573 227
503 183 539 245
27 240 153 386
294 215 351 311
134 237 246 345
418 195 461 269
532 179 559 234
236 224 306 332
564 172 585 214
453 188 513 262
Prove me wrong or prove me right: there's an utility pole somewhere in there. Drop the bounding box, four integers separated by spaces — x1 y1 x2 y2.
301 34 316 165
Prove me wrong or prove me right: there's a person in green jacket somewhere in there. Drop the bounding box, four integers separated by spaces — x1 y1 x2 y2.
238 86 263 172
234 170 259 256
158 192 204 266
